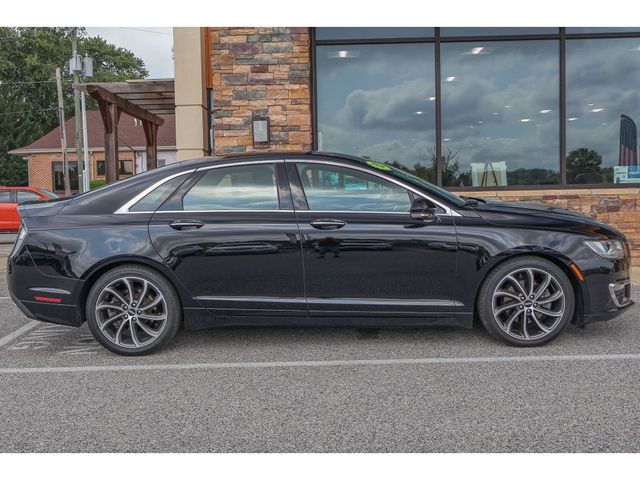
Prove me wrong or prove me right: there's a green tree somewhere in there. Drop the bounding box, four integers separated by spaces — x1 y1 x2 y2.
566 147 604 183
0 28 148 185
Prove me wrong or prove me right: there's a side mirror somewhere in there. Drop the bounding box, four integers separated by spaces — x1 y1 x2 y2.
410 198 438 223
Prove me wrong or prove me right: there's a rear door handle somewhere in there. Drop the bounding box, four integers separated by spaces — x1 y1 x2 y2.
169 220 204 231
310 219 347 230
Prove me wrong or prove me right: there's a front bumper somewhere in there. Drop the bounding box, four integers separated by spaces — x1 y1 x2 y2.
576 247 635 324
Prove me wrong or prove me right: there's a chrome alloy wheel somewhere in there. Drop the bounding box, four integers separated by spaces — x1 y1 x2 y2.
491 267 566 341
95 276 168 349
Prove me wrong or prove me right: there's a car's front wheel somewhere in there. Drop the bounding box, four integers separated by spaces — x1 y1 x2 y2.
477 256 575 346
86 265 181 355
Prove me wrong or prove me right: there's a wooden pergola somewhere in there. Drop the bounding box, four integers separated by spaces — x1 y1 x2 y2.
72 80 175 183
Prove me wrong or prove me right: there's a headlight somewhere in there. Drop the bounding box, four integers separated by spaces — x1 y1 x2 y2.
584 239 627 260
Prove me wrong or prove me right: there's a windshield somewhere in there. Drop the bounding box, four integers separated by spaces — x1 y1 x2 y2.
385 165 466 207
40 189 59 199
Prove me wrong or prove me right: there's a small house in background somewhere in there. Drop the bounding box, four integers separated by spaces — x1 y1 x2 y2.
9 112 176 194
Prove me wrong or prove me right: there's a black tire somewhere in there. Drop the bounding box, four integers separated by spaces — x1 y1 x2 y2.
477 256 575 347
86 264 181 356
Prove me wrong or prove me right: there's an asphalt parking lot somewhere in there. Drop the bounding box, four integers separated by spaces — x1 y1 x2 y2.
0 259 639 452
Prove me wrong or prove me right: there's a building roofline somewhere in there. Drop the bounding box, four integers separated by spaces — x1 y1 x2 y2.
9 146 177 156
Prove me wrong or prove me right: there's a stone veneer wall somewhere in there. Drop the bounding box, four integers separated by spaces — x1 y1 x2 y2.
208 27 312 154
461 188 640 268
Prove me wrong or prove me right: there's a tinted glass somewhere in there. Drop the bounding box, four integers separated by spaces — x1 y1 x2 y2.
316 43 437 182
0 190 11 203
441 27 558 36
441 40 560 187
183 164 278 210
130 175 188 212
40 189 59 198
566 27 640 34
316 27 434 40
16 191 41 203
297 163 411 212
566 38 640 184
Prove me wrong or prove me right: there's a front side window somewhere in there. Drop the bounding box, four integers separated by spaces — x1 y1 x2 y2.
182 164 279 211
296 163 411 212
16 191 41 203
0 190 11 203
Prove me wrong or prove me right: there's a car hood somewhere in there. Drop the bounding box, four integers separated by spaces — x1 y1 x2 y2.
470 199 625 239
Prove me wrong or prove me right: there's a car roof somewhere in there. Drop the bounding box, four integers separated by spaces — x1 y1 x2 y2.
0 186 43 191
192 150 369 168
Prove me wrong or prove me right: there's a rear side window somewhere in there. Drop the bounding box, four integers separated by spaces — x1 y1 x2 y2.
129 175 189 212
0 190 11 203
181 164 279 211
17 191 41 203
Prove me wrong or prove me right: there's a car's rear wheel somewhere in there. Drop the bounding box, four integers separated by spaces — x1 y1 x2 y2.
86 265 181 355
477 256 575 346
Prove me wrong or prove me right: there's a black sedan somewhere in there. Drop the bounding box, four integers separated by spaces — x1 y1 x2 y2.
7 152 634 355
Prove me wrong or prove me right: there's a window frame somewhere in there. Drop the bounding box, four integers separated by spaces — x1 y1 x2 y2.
116 160 292 214
311 27 640 190
287 158 458 216
51 161 79 193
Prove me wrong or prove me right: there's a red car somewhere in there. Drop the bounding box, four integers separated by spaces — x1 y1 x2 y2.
0 186 59 231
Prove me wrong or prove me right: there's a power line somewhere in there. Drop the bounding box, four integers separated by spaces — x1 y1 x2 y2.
0 107 58 116
121 27 172 36
0 80 62 85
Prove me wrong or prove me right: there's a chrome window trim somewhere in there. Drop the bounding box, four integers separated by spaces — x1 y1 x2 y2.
114 169 196 214
290 158 461 216
115 157 461 216
195 159 285 171
152 209 293 214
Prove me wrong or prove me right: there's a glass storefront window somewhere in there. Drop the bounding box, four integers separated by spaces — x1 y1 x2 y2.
316 43 437 182
441 27 558 37
566 27 640 34
566 38 640 184
315 28 434 40
441 40 560 187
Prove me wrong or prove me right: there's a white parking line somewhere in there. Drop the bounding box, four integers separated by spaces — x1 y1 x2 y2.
1 352 640 375
0 321 39 347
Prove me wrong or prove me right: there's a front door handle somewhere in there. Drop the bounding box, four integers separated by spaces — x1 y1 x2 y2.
310 219 347 230
169 220 204 231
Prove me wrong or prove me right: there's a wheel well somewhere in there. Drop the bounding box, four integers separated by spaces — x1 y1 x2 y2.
77 259 182 325
472 252 583 324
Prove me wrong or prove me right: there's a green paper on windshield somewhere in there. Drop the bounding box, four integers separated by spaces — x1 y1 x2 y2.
366 161 391 172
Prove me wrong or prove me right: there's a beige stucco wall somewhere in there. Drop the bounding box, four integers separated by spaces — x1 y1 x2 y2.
173 27 209 161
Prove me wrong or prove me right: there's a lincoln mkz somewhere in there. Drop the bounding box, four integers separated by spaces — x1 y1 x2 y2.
7 152 634 355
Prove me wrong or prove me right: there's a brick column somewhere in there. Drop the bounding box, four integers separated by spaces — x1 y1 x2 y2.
209 27 312 154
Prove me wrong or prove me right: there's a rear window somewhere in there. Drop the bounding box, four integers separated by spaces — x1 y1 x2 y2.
0 190 11 203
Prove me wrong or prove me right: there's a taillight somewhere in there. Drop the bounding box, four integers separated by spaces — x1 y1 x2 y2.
17 223 28 241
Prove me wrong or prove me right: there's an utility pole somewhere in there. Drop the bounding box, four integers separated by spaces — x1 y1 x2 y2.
71 29 85 193
55 67 71 197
